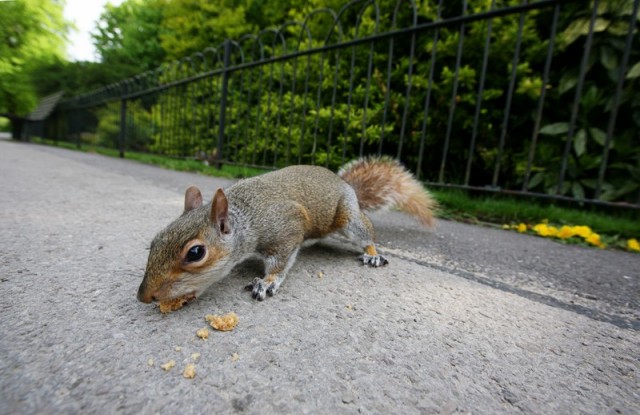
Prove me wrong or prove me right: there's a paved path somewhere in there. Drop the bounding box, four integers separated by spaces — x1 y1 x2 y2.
1 140 638 414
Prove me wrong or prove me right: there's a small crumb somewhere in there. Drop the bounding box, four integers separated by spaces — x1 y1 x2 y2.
161 360 176 371
175 346 182 352
196 328 209 340
206 312 239 331
147 358 154 367
231 352 240 362
191 352 201 361
158 295 192 313
317 271 324 278
183 363 196 379
346 304 354 311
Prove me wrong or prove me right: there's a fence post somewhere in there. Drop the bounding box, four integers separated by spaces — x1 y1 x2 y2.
75 109 81 149
216 39 231 169
119 99 127 158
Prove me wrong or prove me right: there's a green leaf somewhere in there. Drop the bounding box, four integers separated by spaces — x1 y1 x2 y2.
599 190 617 201
571 182 585 200
588 127 609 147
574 129 586 157
539 122 569 135
627 62 640 79
559 19 589 48
600 46 618 71
559 18 610 48
528 172 545 190
608 22 632 36
581 85 600 109
601 182 640 201
580 179 598 189
559 73 578 94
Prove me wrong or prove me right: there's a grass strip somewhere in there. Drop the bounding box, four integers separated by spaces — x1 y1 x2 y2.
33 138 267 179
433 189 639 241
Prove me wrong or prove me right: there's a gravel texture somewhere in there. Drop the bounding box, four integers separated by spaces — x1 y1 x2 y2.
1 139 638 414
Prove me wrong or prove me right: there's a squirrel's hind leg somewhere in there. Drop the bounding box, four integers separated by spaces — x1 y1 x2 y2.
247 246 301 301
361 243 389 267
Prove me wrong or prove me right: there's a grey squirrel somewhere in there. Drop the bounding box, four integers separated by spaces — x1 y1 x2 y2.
137 157 436 309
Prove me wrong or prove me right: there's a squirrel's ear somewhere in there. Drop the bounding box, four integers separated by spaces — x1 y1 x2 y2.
184 185 203 213
211 188 230 234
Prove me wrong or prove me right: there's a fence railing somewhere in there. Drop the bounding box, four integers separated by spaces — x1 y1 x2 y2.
48 0 640 209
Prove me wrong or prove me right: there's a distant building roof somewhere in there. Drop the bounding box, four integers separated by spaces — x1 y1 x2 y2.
27 91 65 121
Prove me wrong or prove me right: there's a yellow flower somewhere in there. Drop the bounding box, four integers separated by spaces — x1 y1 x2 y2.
572 225 592 238
557 225 575 240
533 223 557 237
627 238 640 252
516 223 527 233
585 233 605 248
533 223 547 235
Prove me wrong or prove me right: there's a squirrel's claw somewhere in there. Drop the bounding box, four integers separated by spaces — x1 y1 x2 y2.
360 254 389 267
246 277 278 301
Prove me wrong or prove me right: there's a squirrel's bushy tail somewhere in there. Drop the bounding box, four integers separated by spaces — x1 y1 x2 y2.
338 157 437 227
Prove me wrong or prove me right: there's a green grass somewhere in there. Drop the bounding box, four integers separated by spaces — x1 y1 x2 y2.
111 149 267 179
433 188 640 240
30 138 640 246
32 138 268 179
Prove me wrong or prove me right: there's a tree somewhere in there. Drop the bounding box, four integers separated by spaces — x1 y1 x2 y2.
0 0 69 118
92 0 166 73
160 0 254 60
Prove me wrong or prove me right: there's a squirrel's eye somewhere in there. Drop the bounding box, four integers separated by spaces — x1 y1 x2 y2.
185 245 206 263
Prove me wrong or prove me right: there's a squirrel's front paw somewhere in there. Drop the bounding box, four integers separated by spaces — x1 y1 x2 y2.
245 277 279 301
360 254 389 267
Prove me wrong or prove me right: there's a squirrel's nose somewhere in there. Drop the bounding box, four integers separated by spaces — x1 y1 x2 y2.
137 283 155 303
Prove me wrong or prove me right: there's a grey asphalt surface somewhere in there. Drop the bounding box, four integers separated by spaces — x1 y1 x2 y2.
1 138 638 414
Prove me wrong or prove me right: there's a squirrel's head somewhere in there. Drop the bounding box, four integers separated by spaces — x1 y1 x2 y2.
137 186 233 305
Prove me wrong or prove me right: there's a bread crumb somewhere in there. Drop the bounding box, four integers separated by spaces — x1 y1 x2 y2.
191 352 201 361
158 296 191 313
231 352 240 362
174 346 182 352
147 358 154 367
160 360 176 371
183 363 196 379
205 312 239 331
196 328 209 340
317 271 324 278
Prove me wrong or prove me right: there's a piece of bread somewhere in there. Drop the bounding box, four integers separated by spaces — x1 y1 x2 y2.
205 312 239 331
158 294 194 313
160 360 176 371
183 363 196 379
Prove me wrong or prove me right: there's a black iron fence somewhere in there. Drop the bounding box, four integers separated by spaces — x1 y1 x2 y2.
49 0 640 209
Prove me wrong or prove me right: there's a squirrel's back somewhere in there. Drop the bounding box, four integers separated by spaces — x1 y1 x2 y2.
229 165 347 212
229 158 436 228
228 165 351 239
